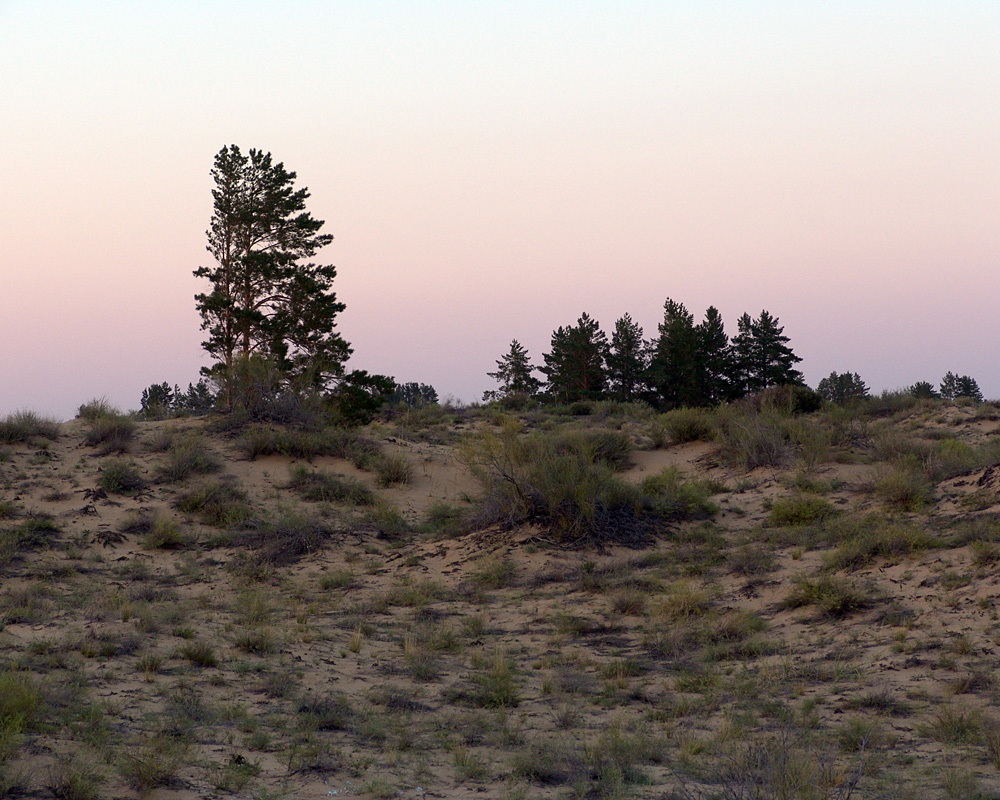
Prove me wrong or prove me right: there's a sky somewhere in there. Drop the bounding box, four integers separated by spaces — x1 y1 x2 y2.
2 1 999 419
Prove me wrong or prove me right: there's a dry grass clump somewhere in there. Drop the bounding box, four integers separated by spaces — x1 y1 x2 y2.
154 436 221 482
83 414 136 455
715 403 792 470
461 425 654 545
649 407 715 447
175 480 254 528
0 411 61 445
767 494 836 527
236 512 333 566
287 465 374 505
98 458 146 496
373 452 414 487
782 574 884 618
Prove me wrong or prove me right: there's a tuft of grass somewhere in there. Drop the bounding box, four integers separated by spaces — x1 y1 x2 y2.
236 512 332 566
178 640 219 668
822 516 936 571
715 403 792 470
869 461 934 511
98 457 146 496
472 649 520 708
0 410 61 444
0 516 61 566
766 494 836 526
782 574 884 618
287 464 374 505
373 452 414 487
640 466 720 520
649 407 715 447
155 436 221 482
141 517 189 550
83 414 136 454
77 398 118 421
421 500 467 537
176 480 254 528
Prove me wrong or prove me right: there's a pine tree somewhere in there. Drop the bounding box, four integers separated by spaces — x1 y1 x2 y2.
728 312 756 398
193 145 351 406
542 314 609 403
753 311 803 389
606 314 647 402
485 340 542 403
695 306 730 405
648 299 700 409
817 371 869 404
940 372 983 402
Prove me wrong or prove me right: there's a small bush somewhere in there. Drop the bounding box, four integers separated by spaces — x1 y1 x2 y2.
142 517 189 550
98 458 146 496
823 517 936 571
77 398 118 421
0 411 61 444
373 453 414 487
782 574 884 618
461 426 655 545
649 407 715 447
176 481 254 528
472 649 519 708
767 495 835 526
640 466 719 520
0 516 60 565
715 404 791 470
178 641 218 668
84 415 136 454
155 437 220 482
287 465 374 505
870 461 933 511
421 501 466 537
236 512 332 566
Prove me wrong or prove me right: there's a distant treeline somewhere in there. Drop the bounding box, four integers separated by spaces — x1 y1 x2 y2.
484 299 986 409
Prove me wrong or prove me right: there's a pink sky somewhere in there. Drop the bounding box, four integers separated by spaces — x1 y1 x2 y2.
2 2 999 418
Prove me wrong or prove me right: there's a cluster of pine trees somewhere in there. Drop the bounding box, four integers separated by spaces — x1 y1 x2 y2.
485 301 803 409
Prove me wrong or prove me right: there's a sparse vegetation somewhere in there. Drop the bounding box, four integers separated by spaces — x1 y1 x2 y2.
0 395 999 798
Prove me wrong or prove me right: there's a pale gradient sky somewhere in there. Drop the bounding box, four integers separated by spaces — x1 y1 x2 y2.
2 2 998 418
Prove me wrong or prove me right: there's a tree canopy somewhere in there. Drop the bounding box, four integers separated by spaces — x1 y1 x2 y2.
194 145 351 405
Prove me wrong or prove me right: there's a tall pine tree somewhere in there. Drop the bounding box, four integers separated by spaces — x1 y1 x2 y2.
194 145 350 405
484 340 542 403
542 313 609 403
606 314 648 402
648 299 700 409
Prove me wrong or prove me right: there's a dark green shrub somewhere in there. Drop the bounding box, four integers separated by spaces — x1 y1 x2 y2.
373 453 414 487
155 437 221 482
99 458 146 496
782 575 883 618
84 415 136 454
640 466 719 520
287 465 374 505
176 481 254 528
0 411 61 444
766 495 835 527
649 407 715 447
236 512 332 566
